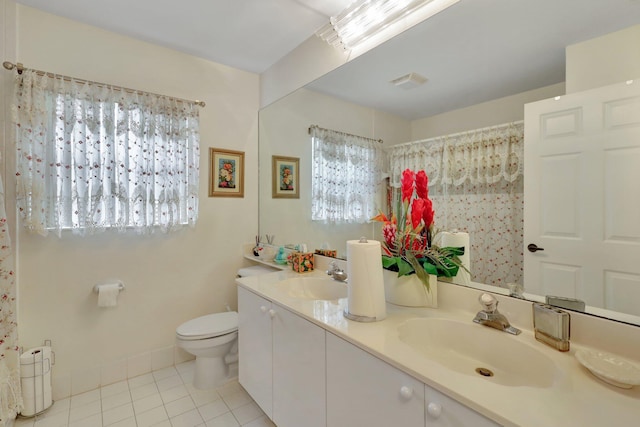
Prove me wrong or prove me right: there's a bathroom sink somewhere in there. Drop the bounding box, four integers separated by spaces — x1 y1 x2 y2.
273 277 348 300
398 318 560 388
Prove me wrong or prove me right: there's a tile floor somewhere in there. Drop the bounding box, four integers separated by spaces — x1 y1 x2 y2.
15 361 275 427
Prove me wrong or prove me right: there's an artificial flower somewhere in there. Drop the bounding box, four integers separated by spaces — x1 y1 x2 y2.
372 168 465 291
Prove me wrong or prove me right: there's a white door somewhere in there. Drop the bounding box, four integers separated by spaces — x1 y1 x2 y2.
425 386 501 427
524 79 640 317
326 332 424 427
238 287 273 418
272 303 326 427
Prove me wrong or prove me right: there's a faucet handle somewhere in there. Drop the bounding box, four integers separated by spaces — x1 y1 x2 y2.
479 293 498 313
326 260 337 275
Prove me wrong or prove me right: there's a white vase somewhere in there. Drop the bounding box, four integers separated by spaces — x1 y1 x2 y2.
382 269 438 308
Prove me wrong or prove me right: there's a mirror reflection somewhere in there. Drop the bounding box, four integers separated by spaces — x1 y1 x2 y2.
259 0 640 325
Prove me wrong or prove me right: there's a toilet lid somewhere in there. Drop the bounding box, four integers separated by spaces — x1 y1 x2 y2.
176 312 238 340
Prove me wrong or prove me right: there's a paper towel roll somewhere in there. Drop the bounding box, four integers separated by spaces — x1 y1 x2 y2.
98 283 121 307
440 231 471 285
20 346 53 416
346 239 386 321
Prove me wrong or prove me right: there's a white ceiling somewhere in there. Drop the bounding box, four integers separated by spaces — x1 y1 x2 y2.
15 0 353 73
15 0 640 120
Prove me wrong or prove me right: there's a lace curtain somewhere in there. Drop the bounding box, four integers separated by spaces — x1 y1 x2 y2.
311 126 384 223
12 70 200 236
389 122 524 286
0 173 22 423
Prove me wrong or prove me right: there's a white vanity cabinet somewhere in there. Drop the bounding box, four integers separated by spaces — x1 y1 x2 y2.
239 285 501 427
238 286 273 418
326 332 425 427
425 387 501 427
238 286 326 427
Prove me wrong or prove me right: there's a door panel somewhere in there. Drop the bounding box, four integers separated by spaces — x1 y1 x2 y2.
525 80 640 317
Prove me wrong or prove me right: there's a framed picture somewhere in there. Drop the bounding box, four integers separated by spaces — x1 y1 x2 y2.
272 155 299 199
209 148 244 197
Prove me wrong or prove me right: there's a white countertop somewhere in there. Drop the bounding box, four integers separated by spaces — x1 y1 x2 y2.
236 268 640 427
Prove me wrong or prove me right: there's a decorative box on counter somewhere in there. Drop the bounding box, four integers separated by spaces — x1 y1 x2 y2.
290 251 314 273
315 249 338 258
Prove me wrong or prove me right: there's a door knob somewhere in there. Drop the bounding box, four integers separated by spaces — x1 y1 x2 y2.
527 243 545 253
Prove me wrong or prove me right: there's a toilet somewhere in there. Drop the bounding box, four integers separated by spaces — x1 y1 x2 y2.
175 311 238 389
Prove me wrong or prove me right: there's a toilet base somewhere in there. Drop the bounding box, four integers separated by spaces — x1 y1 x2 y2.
193 357 238 390
193 356 229 390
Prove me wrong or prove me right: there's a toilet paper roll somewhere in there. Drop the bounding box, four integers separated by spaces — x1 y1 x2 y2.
98 283 121 307
346 239 386 321
440 231 471 285
20 346 53 416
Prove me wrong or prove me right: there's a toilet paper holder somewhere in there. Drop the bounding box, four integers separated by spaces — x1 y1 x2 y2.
93 281 125 293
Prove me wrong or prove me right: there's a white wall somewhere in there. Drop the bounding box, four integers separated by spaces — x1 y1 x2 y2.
566 24 640 94
259 88 410 257
14 6 259 399
409 83 565 140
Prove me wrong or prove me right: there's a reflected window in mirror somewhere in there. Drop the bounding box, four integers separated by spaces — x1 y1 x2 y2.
310 126 384 224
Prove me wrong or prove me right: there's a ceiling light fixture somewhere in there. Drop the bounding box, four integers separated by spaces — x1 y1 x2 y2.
316 0 460 51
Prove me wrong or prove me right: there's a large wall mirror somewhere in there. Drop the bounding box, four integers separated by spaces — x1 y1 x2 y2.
259 0 640 325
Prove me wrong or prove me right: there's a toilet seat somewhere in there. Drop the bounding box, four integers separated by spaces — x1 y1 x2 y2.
176 312 238 340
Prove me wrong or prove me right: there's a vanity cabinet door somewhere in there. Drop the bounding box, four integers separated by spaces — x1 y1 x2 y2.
272 303 326 427
326 332 424 427
425 386 501 427
238 287 273 418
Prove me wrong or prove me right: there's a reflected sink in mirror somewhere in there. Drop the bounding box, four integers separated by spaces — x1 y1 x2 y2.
398 318 560 388
272 277 348 300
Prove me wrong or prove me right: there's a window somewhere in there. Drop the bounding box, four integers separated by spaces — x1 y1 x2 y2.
310 126 383 223
13 70 200 236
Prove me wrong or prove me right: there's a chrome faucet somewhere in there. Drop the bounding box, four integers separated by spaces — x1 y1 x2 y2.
473 293 521 335
326 261 348 283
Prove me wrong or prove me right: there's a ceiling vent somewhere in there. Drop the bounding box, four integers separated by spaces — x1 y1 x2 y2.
390 72 428 89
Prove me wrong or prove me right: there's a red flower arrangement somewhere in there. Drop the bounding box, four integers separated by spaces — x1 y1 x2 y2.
372 169 464 290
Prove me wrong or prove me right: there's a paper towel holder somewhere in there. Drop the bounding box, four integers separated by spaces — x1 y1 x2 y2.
93 281 125 293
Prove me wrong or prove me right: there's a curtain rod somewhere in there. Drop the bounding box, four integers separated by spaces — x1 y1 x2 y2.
308 124 383 143
2 61 206 107
392 120 523 148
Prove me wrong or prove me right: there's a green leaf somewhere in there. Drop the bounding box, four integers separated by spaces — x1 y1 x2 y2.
422 262 438 276
405 252 431 292
440 246 465 256
382 256 398 270
396 257 414 277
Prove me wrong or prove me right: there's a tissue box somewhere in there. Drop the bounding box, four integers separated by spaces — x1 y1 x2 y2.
315 249 337 258
291 252 314 273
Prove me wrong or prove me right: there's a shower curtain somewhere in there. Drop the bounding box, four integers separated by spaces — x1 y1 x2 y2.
388 122 524 287
0 172 21 423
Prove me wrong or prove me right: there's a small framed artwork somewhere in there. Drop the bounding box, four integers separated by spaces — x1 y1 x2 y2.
272 155 299 199
209 148 245 197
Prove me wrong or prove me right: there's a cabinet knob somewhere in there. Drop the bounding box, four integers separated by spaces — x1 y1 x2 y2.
399 386 413 399
427 402 442 419
268 309 276 318
260 306 268 313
